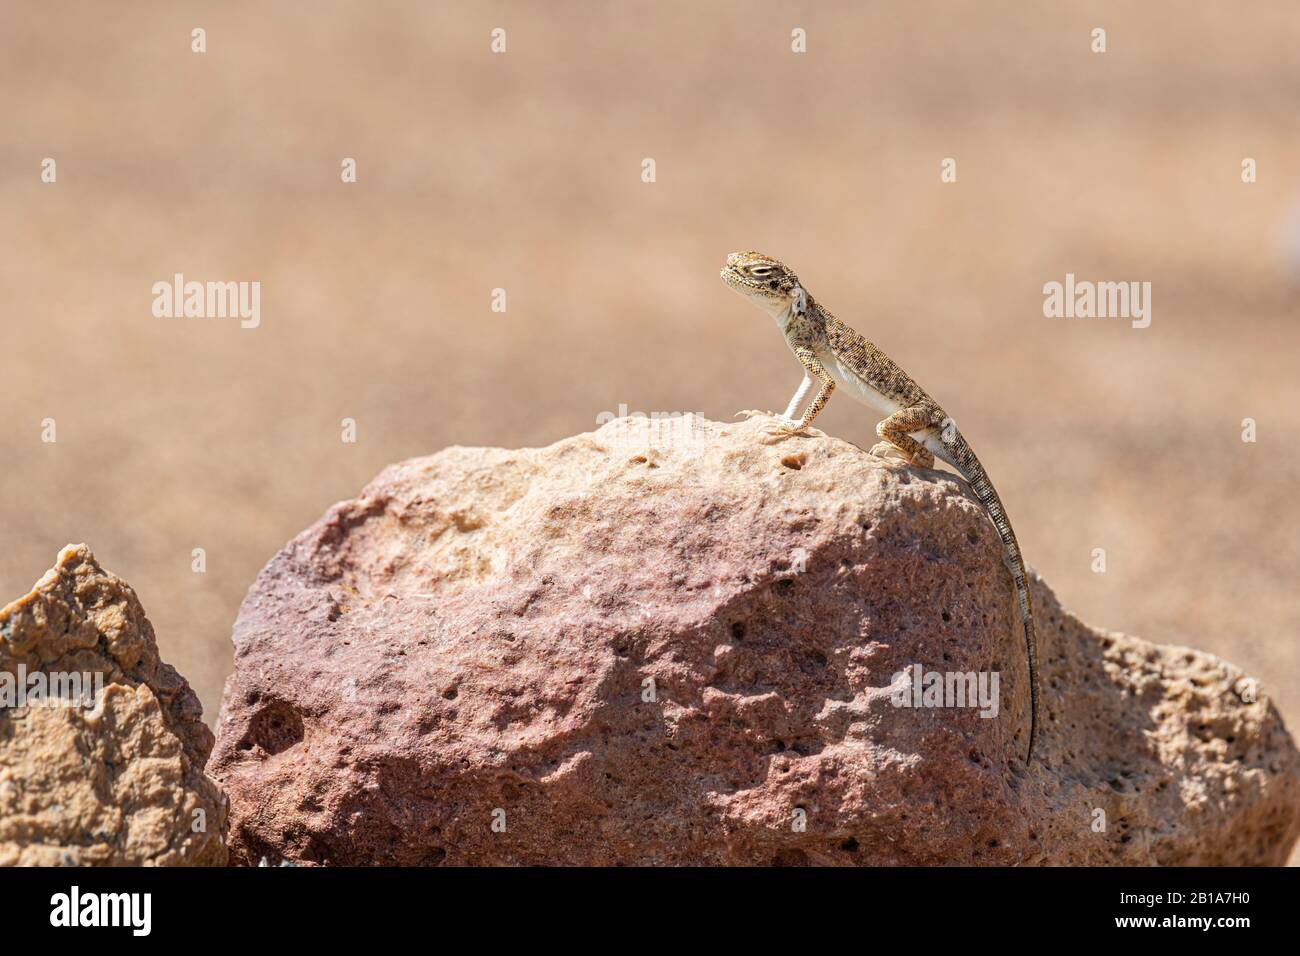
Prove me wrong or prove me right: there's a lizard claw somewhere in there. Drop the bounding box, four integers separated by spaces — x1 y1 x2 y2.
758 417 806 444
870 442 934 468
737 409 804 443
869 441 907 461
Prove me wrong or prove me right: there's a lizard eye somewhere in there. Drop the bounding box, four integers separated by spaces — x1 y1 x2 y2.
748 265 773 277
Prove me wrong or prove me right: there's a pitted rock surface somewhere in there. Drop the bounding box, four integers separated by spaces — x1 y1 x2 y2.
210 416 1300 865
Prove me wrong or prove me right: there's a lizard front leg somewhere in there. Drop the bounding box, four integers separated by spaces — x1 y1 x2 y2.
736 373 812 422
871 405 937 468
757 349 834 442
780 373 814 420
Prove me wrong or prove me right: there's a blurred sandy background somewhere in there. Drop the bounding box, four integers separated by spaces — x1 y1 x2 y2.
2 1 1297 856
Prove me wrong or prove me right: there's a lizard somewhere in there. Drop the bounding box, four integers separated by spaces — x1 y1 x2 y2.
720 250 1040 763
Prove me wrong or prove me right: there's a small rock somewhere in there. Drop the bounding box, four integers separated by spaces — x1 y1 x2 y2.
0 545 227 865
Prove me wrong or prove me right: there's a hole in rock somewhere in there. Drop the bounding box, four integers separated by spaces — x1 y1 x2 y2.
246 701 305 755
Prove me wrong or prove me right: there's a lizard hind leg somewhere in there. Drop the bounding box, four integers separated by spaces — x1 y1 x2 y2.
871 406 938 469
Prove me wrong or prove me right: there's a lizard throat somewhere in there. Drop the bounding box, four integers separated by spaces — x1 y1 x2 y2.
769 292 806 331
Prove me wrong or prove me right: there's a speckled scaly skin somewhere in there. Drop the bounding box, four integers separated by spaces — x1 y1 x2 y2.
722 250 1040 764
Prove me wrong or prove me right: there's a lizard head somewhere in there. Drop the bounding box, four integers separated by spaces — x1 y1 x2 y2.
720 251 806 315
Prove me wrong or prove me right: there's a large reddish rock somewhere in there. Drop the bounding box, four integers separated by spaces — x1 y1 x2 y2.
210 415 1300 865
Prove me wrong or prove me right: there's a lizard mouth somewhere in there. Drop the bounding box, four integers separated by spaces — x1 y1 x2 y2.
721 268 778 301
720 266 758 294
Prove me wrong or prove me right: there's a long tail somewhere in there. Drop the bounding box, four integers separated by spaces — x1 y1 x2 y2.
932 430 1039 763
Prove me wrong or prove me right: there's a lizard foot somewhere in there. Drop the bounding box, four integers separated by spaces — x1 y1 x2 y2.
735 409 777 420
758 417 805 444
869 441 907 461
870 442 934 468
